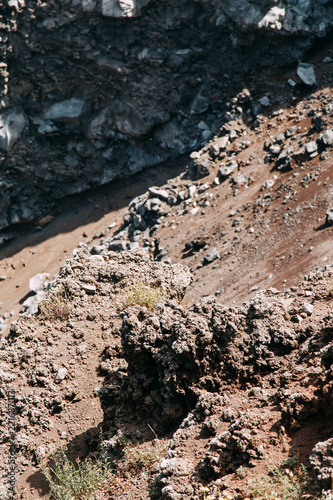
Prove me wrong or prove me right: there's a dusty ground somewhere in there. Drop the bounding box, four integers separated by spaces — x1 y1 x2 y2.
0 159 186 336
1 40 333 500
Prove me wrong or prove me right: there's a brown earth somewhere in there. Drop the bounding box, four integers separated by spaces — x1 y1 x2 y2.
0 40 333 500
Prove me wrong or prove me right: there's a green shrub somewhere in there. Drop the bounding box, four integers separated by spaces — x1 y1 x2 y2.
41 448 110 500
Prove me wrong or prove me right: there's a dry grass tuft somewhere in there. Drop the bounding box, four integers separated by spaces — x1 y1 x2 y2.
39 284 72 320
121 438 168 473
124 281 164 310
248 456 330 500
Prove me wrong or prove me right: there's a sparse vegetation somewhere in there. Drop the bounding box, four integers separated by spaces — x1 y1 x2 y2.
120 438 169 473
39 283 72 320
248 456 330 500
124 281 164 309
40 448 111 500
40 438 169 499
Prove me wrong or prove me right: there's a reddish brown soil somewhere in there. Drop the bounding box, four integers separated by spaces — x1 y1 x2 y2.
1 43 333 500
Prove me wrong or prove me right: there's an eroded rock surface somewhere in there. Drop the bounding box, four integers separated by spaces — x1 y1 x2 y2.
1 248 333 499
0 0 332 231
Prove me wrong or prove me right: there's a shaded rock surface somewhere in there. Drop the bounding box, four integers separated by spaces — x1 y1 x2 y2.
0 0 333 231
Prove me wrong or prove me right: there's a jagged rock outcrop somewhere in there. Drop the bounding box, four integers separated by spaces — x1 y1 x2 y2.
1 247 333 497
0 0 332 232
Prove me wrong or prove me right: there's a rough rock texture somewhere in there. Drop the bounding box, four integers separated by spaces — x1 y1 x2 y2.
0 0 332 231
1 248 333 497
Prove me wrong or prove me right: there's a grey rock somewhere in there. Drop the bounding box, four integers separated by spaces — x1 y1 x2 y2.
160 485 180 500
190 86 211 115
81 0 97 12
113 101 153 138
149 187 169 201
310 438 333 489
108 240 128 252
90 244 107 255
259 96 270 107
325 103 333 116
44 98 85 122
297 63 317 86
1 0 333 235
203 248 220 265
145 198 162 212
0 108 27 151
232 174 248 186
160 458 193 477
219 160 238 180
0 318 7 332
217 136 229 150
188 158 211 179
302 302 314 315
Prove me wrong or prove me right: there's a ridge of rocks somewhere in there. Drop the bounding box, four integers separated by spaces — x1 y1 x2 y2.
0 247 333 498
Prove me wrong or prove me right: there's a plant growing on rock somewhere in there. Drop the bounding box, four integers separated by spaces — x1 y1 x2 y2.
124 281 164 310
39 283 72 321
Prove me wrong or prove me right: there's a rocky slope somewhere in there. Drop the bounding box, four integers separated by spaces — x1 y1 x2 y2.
1 0 333 232
1 2 333 499
0 248 333 499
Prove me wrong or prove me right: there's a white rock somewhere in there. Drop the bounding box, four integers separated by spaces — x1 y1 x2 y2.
81 284 96 295
55 367 68 382
81 0 96 11
0 108 27 151
29 273 49 293
269 144 281 155
320 129 333 146
305 141 318 154
101 0 148 17
302 302 314 315
190 151 200 159
188 186 196 198
262 179 275 190
258 6 285 30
